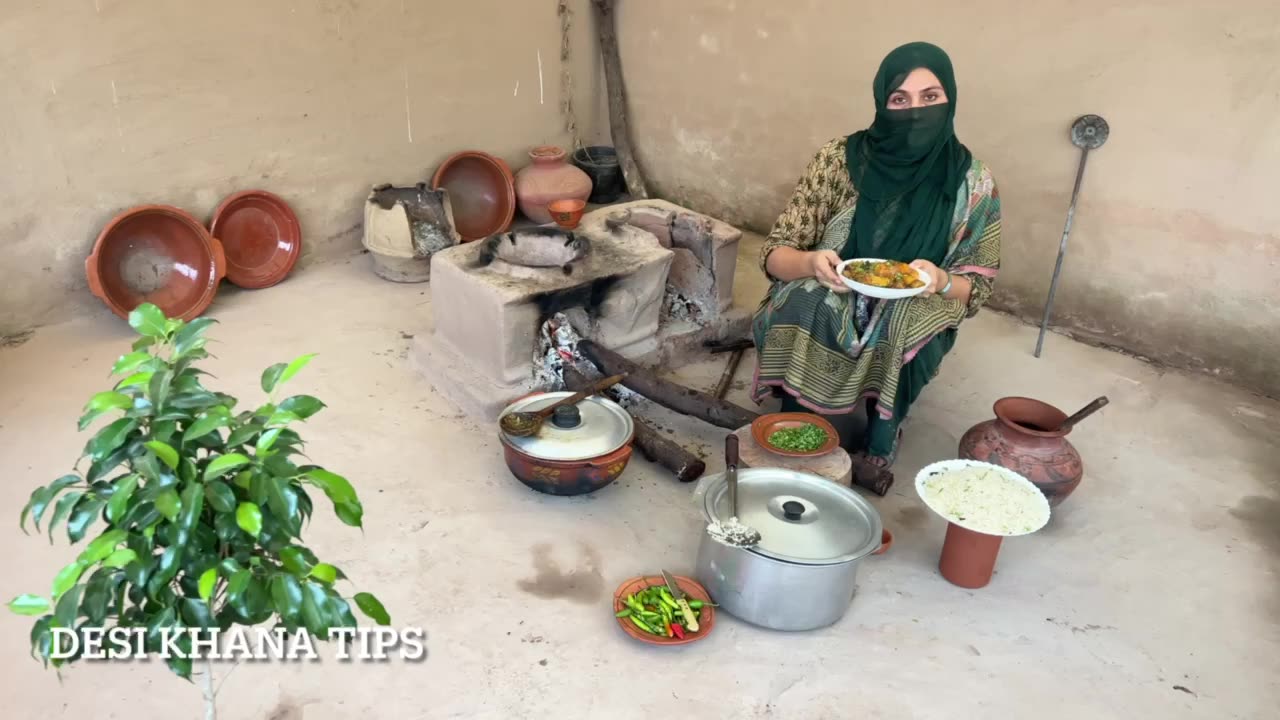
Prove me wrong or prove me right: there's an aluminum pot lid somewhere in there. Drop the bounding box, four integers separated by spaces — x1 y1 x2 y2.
702 467 882 565
500 392 633 462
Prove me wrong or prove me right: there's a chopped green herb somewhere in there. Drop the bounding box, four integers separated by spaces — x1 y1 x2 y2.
767 423 829 452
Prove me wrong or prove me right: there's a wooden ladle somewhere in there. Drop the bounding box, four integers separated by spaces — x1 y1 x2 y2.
498 373 627 438
1056 396 1109 432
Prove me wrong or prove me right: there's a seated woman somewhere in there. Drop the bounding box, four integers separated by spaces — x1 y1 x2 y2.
751 42 1001 493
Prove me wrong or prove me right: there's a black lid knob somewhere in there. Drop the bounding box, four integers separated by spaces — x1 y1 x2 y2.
551 404 582 429
782 501 805 521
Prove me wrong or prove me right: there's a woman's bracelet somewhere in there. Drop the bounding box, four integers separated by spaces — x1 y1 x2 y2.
939 271 953 296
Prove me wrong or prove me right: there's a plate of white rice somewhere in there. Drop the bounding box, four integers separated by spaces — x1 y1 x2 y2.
914 459 1051 537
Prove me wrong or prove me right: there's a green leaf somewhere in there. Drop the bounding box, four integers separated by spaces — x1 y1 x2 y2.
178 482 203 536
266 479 300 531
78 529 127 565
78 391 134 430
155 488 181 521
54 584 83 628
270 574 305 623
266 410 302 428
128 303 167 338
172 317 217 358
145 440 180 470
66 495 107 543
20 474 77 532
149 546 182 597
335 500 364 528
310 563 339 584
198 568 217 602
168 391 221 410
204 481 237 513
303 468 357 505
102 548 138 569
106 475 139 523
226 569 251 603
300 582 330 636
85 418 138 463
7 594 50 616
277 395 326 420
279 354 316 386
116 370 154 389
256 428 283 454
183 409 229 443
181 597 215 629
52 561 85 599
261 363 287 393
226 423 262 447
148 369 174 410
204 453 251 481
354 592 391 626
235 502 263 537
112 351 154 376
280 546 314 576
46 491 84 542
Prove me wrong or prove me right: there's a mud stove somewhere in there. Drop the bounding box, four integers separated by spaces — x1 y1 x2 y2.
412 200 752 420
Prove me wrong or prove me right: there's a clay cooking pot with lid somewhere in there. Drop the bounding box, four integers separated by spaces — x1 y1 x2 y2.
499 391 635 496
694 467 884 631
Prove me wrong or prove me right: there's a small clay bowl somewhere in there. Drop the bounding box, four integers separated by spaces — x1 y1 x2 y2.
431 151 516 242
751 412 841 458
209 190 301 289
86 205 227 321
873 528 893 555
548 198 587 229
613 575 715 646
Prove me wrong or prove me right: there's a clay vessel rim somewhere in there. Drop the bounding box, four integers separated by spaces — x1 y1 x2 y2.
529 145 567 162
992 396 1071 438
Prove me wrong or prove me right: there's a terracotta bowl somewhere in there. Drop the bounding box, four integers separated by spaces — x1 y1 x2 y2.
548 198 587 229
209 190 301 289
873 527 894 555
86 205 226 321
499 439 633 497
750 412 841 458
613 575 715 646
431 151 515 242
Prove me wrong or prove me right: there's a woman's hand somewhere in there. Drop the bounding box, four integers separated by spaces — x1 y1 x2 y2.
908 259 948 297
809 250 850 293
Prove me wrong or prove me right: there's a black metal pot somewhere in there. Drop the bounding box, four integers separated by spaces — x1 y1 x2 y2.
571 146 623 204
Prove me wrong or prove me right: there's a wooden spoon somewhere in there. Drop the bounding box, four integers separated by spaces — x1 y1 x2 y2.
1057 396 1109 432
498 373 627 437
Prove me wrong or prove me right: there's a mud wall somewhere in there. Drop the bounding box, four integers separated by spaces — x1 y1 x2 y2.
614 0 1280 396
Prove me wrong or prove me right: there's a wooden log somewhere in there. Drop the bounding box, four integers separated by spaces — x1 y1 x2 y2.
563 365 705 482
578 340 759 430
591 0 649 199
711 348 745 400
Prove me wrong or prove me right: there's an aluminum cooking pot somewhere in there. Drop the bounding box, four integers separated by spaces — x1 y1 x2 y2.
695 467 883 631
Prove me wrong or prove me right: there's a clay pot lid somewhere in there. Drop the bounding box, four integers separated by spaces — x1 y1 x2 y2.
529 145 567 163
431 151 515 242
209 190 301 289
499 392 634 462
85 204 226 322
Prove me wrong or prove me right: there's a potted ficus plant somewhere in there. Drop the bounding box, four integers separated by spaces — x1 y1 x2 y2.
7 303 390 718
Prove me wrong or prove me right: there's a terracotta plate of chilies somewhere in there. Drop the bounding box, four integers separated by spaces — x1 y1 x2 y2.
751 412 841 458
209 190 302 289
613 575 715 646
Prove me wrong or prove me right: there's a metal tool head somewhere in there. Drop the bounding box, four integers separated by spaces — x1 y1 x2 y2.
1071 115 1109 150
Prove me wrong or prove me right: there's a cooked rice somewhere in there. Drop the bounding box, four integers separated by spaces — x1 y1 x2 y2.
921 465 1049 536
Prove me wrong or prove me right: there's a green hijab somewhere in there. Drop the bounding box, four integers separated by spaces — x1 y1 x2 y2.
843 42 972 264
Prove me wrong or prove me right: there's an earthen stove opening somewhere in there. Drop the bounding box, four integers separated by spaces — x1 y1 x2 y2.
413 200 751 420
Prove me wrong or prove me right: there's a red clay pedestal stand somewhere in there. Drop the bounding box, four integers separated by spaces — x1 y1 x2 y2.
938 522 1003 588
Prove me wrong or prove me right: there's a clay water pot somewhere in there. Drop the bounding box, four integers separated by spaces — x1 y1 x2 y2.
514 146 591 225
958 397 1084 507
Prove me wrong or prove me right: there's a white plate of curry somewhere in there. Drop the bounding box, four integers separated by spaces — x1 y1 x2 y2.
836 258 930 300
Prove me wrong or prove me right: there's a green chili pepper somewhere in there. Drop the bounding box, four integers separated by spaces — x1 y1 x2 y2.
615 609 631 618
688 600 704 609
630 616 657 634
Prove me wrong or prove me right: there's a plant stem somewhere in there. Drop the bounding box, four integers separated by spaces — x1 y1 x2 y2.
201 657 218 720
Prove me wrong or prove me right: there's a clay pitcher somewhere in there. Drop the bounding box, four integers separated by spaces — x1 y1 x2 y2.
958 397 1084 507
514 146 592 225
